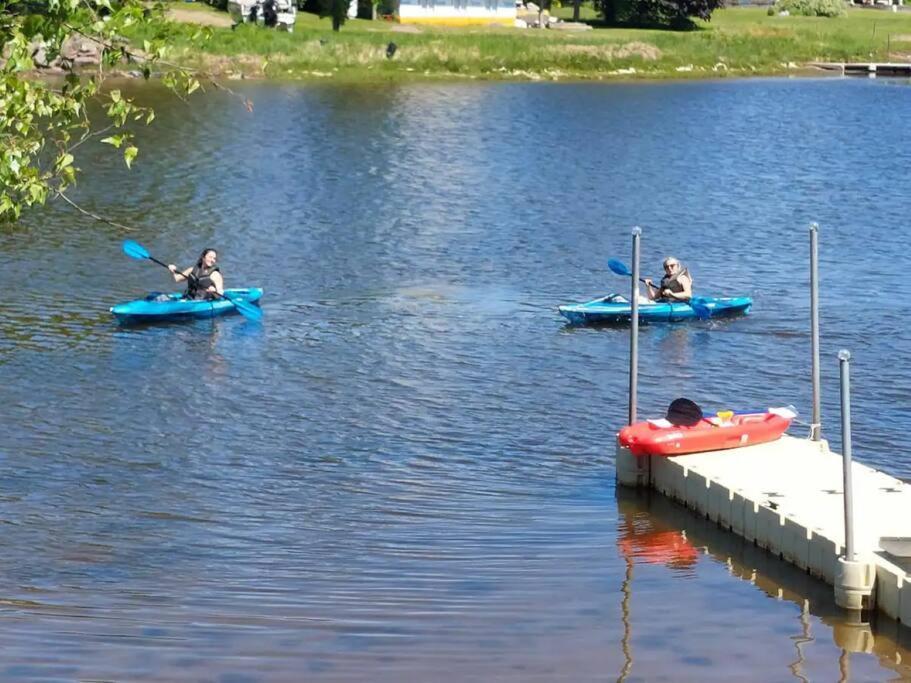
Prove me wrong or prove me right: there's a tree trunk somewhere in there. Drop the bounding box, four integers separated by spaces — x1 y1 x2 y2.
573 0 580 20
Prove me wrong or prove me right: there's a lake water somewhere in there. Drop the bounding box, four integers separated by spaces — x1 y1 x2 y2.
1 76 910 681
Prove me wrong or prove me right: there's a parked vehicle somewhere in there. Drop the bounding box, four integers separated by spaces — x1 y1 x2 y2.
227 0 297 30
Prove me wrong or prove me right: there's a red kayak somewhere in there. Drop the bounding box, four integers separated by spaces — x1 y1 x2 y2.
618 407 796 457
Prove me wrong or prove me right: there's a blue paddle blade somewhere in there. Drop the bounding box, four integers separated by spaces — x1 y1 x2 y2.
122 239 150 260
222 292 263 322
690 297 711 320
607 258 632 277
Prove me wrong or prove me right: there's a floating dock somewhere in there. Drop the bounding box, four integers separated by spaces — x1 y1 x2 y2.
812 61 911 77
617 434 911 624
614 224 911 627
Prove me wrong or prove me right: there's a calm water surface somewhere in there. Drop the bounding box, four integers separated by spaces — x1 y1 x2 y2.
1 77 911 681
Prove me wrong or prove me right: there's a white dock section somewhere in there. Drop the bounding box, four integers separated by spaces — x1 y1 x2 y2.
617 434 911 624
811 62 911 77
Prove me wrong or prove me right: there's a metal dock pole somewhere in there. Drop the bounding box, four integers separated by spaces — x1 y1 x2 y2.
839 350 855 562
617 227 648 488
629 227 641 425
834 349 874 611
810 223 822 441
617 227 652 488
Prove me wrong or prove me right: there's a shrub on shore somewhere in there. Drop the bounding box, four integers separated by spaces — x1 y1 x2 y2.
768 0 846 17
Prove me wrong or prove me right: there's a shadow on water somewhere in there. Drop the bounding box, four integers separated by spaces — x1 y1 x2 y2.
616 487 911 682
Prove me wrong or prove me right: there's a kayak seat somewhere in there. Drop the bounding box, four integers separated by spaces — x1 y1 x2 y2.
602 293 652 305
666 397 704 427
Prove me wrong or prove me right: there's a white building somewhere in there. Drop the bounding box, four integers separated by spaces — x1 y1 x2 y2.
396 0 516 26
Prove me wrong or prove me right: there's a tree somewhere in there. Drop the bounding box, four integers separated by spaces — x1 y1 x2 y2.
0 0 204 222
601 0 723 27
318 0 350 31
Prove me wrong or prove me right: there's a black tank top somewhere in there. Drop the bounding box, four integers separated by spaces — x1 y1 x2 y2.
186 264 220 300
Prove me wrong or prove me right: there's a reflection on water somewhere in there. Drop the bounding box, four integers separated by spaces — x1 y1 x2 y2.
616 488 911 681
1 78 911 679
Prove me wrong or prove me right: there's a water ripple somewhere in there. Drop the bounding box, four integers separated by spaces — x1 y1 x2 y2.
1 78 910 681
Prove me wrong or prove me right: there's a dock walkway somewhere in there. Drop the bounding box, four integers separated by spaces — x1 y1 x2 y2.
813 61 911 76
617 434 911 624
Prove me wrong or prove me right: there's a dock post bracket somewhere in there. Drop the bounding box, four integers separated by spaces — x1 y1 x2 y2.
835 556 876 611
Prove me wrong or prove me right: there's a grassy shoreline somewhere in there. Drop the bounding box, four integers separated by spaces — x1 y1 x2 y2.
152 3 911 82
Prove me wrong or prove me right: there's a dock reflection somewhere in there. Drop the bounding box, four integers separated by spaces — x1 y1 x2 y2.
616 487 911 681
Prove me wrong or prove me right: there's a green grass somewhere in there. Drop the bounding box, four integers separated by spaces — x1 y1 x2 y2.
146 3 911 82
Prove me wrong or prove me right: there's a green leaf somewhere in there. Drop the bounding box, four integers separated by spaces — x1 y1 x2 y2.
124 145 138 169
101 135 124 148
56 153 74 170
28 182 47 204
60 166 77 186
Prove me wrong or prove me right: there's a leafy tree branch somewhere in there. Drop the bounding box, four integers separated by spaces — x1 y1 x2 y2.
0 0 219 222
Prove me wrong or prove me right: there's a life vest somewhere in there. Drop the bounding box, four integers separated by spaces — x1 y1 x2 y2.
186 264 220 300
660 266 692 301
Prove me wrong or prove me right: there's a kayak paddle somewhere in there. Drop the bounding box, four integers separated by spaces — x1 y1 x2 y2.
607 258 710 320
122 240 263 322
607 258 649 283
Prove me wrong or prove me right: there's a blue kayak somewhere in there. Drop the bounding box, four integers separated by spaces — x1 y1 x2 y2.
558 294 752 326
111 288 263 324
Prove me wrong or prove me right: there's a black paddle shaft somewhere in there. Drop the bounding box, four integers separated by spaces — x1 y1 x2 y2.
147 255 198 285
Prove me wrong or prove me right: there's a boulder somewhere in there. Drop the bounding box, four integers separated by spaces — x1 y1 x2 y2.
59 35 103 67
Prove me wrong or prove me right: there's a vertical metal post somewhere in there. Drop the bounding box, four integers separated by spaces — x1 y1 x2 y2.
628 227 641 425
838 349 855 562
810 223 822 441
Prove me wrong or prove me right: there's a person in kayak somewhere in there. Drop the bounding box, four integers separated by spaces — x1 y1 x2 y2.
168 248 224 300
644 257 692 302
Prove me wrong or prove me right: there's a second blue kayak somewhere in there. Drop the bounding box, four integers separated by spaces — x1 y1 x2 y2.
111 288 263 324
558 294 752 326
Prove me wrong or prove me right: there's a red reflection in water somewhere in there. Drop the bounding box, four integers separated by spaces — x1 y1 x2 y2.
618 518 699 571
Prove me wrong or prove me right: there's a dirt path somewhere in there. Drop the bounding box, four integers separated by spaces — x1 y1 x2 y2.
167 7 234 27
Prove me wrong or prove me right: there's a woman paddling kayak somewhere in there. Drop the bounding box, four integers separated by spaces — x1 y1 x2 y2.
644 256 692 302
168 248 224 300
